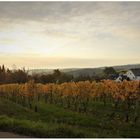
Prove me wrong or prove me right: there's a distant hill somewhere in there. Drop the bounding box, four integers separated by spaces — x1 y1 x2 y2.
28 68 104 77
113 64 140 71
28 68 79 75
28 69 54 75
65 68 104 77
28 63 140 77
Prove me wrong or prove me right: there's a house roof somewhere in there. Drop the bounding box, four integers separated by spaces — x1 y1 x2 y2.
130 68 140 76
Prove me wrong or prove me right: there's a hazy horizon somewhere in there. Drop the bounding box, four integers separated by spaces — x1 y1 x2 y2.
0 2 140 69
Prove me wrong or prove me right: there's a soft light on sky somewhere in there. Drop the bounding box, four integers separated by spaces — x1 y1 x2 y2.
0 2 140 69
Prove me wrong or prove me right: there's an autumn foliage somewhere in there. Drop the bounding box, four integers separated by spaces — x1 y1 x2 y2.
0 80 140 122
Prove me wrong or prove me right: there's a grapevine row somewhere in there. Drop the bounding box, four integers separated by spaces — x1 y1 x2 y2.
0 80 140 122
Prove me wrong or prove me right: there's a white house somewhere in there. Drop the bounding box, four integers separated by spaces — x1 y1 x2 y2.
126 69 140 80
115 68 140 82
115 75 129 82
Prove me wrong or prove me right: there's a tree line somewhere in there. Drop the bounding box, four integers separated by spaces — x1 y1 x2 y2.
0 65 118 84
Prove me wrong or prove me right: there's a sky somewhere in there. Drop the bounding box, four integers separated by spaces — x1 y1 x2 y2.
0 2 140 69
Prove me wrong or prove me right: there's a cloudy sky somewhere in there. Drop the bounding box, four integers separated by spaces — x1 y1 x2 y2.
0 2 140 69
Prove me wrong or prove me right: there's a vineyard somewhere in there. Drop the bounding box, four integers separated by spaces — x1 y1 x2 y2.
0 80 140 137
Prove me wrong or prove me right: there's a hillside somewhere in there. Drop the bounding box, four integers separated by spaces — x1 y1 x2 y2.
113 64 140 71
0 96 140 138
28 63 140 77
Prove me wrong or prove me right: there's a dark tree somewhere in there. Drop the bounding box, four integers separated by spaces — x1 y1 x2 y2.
11 69 28 83
103 67 117 76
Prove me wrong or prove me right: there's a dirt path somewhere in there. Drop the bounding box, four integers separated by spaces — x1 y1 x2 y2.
0 131 29 138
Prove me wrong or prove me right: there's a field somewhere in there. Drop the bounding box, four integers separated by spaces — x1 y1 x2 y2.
0 80 140 138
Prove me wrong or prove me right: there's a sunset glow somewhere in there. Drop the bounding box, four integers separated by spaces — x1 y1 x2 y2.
0 2 140 69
